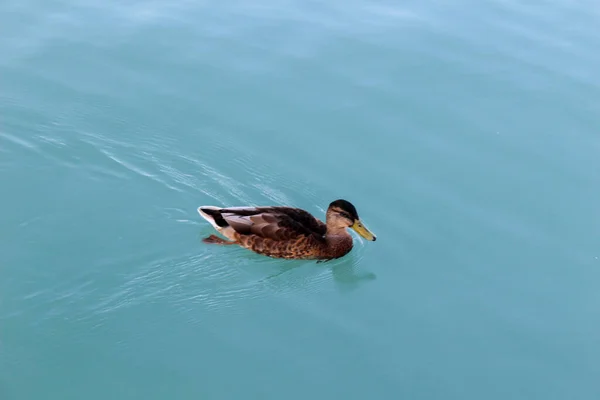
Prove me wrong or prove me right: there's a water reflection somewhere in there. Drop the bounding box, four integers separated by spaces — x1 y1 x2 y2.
329 252 377 292
258 251 377 293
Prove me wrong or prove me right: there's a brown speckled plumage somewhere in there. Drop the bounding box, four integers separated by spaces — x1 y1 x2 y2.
198 200 376 260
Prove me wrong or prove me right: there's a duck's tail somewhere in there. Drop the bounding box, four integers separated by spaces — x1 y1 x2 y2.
197 206 229 231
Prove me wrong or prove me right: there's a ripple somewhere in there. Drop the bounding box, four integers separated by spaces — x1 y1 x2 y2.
74 235 375 318
252 183 293 205
99 148 182 192
0 132 39 151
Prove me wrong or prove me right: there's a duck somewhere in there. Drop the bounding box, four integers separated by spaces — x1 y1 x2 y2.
197 199 376 260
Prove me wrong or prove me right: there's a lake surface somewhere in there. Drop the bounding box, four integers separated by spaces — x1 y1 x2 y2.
1 0 599 398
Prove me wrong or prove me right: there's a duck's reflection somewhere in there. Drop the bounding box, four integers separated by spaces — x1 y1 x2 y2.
329 252 376 292
259 251 376 292
331 259 376 289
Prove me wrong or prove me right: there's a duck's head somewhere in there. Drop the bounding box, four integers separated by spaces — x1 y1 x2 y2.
326 199 377 241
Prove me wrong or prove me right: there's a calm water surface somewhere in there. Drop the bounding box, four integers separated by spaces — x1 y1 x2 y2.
1 0 599 399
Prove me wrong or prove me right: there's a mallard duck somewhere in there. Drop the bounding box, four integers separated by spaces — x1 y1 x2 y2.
198 199 376 260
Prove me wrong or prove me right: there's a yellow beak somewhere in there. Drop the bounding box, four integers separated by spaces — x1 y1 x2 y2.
351 219 377 241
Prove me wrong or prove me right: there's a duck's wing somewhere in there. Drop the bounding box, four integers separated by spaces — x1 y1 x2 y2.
217 206 326 241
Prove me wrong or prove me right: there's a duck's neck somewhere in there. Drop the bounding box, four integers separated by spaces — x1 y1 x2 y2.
324 228 353 258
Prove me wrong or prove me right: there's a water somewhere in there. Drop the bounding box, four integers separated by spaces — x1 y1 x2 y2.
1 0 599 398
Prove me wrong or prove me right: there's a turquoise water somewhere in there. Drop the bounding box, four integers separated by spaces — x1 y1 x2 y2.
2 0 600 398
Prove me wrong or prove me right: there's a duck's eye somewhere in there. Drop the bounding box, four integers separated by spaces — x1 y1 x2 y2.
340 212 352 220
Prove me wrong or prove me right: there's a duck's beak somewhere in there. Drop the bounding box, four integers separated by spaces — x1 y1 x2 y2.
351 219 377 241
